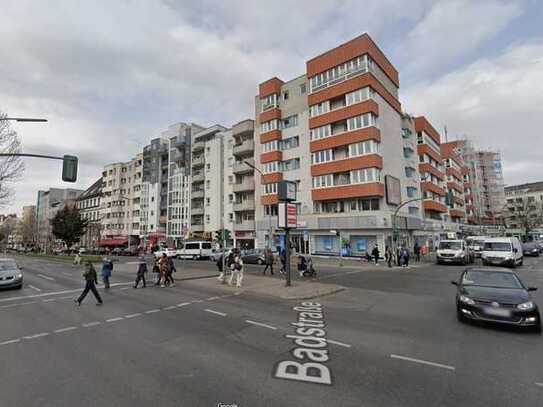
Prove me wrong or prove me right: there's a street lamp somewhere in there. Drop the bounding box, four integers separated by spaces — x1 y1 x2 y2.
0 117 48 122
243 159 273 249
118 195 132 252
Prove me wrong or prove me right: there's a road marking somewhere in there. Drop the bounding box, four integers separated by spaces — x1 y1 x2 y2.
120 287 130 290
246 320 277 330
390 354 455 371
207 296 220 301
124 313 142 318
204 309 227 317
54 327 77 333
106 317 124 323
61 272 72 277
0 301 38 309
42 298 56 303
37 274 55 281
177 302 190 307
23 333 50 340
58 295 75 300
145 309 160 314
163 306 177 310
28 285 42 292
327 339 352 348
82 322 101 328
192 299 204 303
536 382 543 387
233 292 241 296
0 339 21 346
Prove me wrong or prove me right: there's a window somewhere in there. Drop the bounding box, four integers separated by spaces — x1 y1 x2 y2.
345 87 374 106
312 174 333 188
206 198 210 206
281 158 300 171
357 198 380 211
206 180 211 189
262 161 279 174
283 91 289 100
281 136 299 150
405 167 416 178
262 183 278 195
228 194 233 203
310 125 331 140
309 101 330 117
300 84 306 94
348 140 380 157
350 168 381 184
205 215 210 223
261 94 278 111
311 149 334 164
228 157 233 167
280 114 298 129
260 119 278 133
407 186 417 198
347 113 378 131
228 176 233 184
262 140 279 153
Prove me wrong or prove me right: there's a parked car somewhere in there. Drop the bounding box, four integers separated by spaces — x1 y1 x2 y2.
121 247 139 256
78 248 87 256
177 241 213 260
154 248 177 259
482 237 523 267
466 236 488 258
111 247 124 256
452 267 541 333
0 258 23 290
522 242 540 257
241 249 266 265
436 240 474 265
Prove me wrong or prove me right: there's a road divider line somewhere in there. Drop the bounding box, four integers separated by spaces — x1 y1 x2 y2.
37 274 55 281
207 296 220 301
58 295 75 300
82 322 101 328
145 309 160 314
163 306 177 311
120 287 130 290
54 327 77 333
327 339 352 348
390 354 455 371
205 309 227 317
106 317 124 323
0 283 134 303
42 298 56 303
61 272 72 277
246 320 277 330
177 302 190 307
0 301 38 309
192 300 204 303
28 285 42 292
124 313 142 318
23 333 50 340
536 382 543 387
233 292 241 296
0 339 21 346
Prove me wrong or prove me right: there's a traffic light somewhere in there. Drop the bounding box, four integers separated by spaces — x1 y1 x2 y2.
62 155 78 182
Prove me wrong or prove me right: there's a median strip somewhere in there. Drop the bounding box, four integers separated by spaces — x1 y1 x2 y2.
390 354 455 371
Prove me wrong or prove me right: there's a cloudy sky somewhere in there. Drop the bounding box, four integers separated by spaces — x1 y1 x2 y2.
1 0 542 214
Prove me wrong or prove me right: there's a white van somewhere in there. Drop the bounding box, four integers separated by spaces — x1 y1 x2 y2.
177 241 213 260
481 237 523 267
436 240 473 265
465 236 488 258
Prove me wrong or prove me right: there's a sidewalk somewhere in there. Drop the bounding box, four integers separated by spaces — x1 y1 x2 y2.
101 261 218 281
190 273 345 300
307 255 435 269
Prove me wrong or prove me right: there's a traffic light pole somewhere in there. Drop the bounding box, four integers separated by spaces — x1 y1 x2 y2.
285 227 291 287
0 153 78 182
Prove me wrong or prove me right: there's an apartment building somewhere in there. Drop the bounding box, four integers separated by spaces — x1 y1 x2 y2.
100 154 143 245
475 150 505 224
232 119 256 249
36 188 83 251
166 122 205 245
441 141 467 223
190 125 234 243
75 178 102 249
504 181 543 239
255 33 422 255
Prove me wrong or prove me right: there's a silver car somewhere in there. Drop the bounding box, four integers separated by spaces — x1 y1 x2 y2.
0 259 23 289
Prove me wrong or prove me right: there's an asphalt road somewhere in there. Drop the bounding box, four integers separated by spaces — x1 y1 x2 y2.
0 255 542 407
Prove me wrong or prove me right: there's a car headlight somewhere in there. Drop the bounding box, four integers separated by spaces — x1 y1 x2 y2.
517 301 535 311
459 295 475 305
16 273 22 279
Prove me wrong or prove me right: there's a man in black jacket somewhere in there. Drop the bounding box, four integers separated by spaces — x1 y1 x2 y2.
75 261 103 306
134 258 148 288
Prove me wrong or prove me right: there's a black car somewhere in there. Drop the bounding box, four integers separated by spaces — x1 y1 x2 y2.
452 268 541 333
523 242 540 257
241 250 266 265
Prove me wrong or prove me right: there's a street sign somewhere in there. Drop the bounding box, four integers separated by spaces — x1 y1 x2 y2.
278 180 297 202
278 202 297 229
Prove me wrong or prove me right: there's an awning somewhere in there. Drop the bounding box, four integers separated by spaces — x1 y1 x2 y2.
96 238 128 247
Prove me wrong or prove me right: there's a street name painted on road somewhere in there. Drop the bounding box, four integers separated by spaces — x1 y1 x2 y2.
273 302 332 385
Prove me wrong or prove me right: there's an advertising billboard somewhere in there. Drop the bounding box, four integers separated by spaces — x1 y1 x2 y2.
385 175 401 205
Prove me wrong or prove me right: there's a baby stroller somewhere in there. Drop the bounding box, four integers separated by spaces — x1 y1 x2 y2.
297 255 316 278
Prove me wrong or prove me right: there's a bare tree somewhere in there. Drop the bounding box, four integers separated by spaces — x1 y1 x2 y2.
0 112 25 206
504 198 543 240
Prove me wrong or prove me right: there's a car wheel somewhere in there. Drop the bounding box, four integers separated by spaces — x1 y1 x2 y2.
16 283 23 290
456 309 465 323
534 319 542 334
519 258 524 266
257 259 263 265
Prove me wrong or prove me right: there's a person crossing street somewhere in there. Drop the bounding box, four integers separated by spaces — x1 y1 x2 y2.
100 257 113 289
263 247 274 275
75 261 103 306
134 257 148 288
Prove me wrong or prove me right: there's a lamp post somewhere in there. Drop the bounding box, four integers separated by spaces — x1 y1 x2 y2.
119 195 132 252
243 160 273 250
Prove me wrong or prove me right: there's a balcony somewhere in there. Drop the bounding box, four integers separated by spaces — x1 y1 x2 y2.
192 206 204 216
233 158 254 175
233 177 255 193
191 189 204 199
233 139 255 156
233 200 255 212
232 119 254 137
234 220 255 231
192 172 205 183
192 140 205 152
191 223 204 232
192 155 204 168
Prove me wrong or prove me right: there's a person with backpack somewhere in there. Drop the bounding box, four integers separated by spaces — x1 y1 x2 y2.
229 250 244 288
134 257 148 288
75 261 103 306
100 257 113 289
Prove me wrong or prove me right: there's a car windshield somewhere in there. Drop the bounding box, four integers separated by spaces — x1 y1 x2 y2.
0 260 18 271
523 243 537 249
484 242 512 252
473 240 485 247
462 271 523 289
439 241 461 250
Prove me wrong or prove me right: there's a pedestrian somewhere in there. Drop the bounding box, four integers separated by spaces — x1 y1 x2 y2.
75 261 103 306
73 253 82 265
100 257 113 289
401 247 410 268
167 255 176 282
152 260 161 286
134 257 148 288
396 247 401 266
263 247 274 275
279 248 287 274
229 251 244 288
385 246 393 268
371 245 380 265
216 252 225 281
414 242 421 262
159 254 174 287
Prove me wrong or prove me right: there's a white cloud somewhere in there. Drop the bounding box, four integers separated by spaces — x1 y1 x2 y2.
402 39 543 185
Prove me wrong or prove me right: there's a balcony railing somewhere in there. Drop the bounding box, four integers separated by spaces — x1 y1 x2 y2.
233 158 254 174
191 189 204 199
232 177 255 193
192 140 205 152
191 206 204 216
192 172 205 183
233 200 255 212
192 155 205 167
233 220 255 231
233 139 255 156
